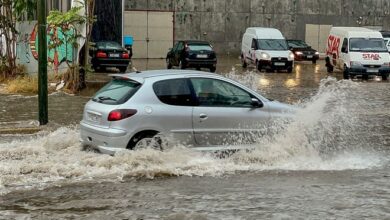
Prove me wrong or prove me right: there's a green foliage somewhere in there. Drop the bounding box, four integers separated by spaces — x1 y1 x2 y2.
13 0 37 21
47 6 86 27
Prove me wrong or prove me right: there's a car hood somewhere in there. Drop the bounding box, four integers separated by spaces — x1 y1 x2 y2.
266 100 297 116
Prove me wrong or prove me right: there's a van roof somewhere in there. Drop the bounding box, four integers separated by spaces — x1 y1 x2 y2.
331 27 384 38
245 27 284 39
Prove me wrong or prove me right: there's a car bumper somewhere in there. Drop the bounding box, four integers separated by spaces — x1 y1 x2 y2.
259 60 293 70
92 58 130 67
184 58 217 67
349 66 390 76
80 121 131 155
294 54 319 61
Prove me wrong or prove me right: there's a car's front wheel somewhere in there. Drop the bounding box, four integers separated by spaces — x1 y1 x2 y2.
166 58 172 69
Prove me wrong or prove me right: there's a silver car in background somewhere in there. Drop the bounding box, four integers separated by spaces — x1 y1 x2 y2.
80 70 294 154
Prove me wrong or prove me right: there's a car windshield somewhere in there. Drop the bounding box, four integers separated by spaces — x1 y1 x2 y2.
96 41 122 50
287 40 309 48
349 38 388 52
92 79 141 105
257 39 288 50
188 44 213 51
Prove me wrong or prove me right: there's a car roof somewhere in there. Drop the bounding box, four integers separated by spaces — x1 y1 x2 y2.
182 40 211 45
109 70 219 83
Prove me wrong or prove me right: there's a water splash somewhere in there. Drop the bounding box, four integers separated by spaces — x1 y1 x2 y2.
0 75 388 193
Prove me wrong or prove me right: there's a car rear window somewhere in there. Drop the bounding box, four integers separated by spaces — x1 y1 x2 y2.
153 79 194 106
92 79 141 105
188 44 213 51
96 41 122 50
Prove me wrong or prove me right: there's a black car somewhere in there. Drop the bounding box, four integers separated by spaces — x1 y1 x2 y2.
166 40 217 72
287 40 319 64
90 41 131 72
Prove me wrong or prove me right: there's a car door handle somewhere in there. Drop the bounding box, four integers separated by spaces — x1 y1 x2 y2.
199 113 208 120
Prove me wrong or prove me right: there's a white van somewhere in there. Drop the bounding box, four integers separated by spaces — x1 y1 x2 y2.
241 27 294 73
325 27 390 80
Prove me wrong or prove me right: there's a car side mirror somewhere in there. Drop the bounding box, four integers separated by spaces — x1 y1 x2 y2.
251 98 263 108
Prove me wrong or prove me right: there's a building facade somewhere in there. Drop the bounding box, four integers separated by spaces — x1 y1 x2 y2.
123 0 390 58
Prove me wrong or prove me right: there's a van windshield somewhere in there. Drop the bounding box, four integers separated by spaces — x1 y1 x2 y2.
257 39 288 50
349 38 388 52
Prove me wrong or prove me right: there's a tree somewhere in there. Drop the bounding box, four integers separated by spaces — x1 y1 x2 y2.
0 0 36 78
47 0 95 92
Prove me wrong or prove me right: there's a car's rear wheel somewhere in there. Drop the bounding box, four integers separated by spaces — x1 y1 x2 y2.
128 131 162 151
118 66 127 73
179 60 186 69
166 58 172 69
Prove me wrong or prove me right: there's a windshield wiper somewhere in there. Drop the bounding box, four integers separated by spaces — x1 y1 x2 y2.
96 96 117 102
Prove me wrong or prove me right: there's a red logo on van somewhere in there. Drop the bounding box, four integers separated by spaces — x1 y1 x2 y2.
362 53 381 60
326 35 340 58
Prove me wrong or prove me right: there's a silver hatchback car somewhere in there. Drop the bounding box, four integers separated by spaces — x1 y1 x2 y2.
80 70 294 154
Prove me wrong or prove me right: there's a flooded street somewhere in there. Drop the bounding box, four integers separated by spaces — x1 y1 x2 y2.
1 58 390 219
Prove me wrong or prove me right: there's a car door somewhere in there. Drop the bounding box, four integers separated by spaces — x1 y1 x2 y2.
173 41 184 66
190 77 270 146
249 38 258 65
340 38 349 69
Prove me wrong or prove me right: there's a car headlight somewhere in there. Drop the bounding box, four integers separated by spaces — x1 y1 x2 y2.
289 52 294 60
295 51 303 55
260 52 270 60
350 61 362 67
315 51 319 55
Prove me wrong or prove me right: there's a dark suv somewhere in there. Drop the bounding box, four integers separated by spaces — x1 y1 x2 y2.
166 40 217 72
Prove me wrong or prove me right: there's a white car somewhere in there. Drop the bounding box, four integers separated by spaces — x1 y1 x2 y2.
80 70 295 155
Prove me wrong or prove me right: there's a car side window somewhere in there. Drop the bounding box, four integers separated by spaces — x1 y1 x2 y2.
251 39 257 50
172 42 179 51
341 38 348 53
177 42 184 52
153 79 194 106
190 78 254 107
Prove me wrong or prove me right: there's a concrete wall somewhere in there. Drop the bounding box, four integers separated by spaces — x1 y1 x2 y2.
125 0 390 55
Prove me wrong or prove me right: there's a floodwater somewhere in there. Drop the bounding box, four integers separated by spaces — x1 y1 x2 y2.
0 58 389 219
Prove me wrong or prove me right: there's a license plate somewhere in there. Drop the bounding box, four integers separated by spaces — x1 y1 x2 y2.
367 68 378 73
109 53 120 58
274 62 285 66
307 55 313 59
197 54 208 58
87 112 101 123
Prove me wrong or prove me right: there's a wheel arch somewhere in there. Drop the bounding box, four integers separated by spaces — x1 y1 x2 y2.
126 130 160 150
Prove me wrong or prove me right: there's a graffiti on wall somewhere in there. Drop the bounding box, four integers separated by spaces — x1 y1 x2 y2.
16 22 75 73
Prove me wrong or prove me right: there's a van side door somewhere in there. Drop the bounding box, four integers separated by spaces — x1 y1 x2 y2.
340 38 349 69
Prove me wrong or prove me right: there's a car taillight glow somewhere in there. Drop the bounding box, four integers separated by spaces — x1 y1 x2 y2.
96 51 107 58
122 53 129 59
108 109 137 121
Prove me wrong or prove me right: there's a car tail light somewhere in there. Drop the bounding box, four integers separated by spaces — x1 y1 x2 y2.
122 52 129 59
96 51 107 58
108 109 137 121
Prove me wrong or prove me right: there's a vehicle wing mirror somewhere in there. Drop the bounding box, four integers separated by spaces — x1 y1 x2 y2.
251 98 263 108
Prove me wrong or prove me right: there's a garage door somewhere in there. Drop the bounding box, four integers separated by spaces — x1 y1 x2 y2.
124 11 173 59
305 24 332 53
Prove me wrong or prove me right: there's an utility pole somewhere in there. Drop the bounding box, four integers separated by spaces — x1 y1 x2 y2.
38 0 48 125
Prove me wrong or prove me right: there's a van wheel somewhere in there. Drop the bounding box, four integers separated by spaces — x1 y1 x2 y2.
343 66 350 79
241 55 247 68
382 74 388 81
256 61 262 71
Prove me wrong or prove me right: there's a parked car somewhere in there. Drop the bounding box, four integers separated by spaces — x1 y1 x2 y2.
166 40 217 72
80 70 294 155
287 39 319 63
90 41 131 73
241 27 294 73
